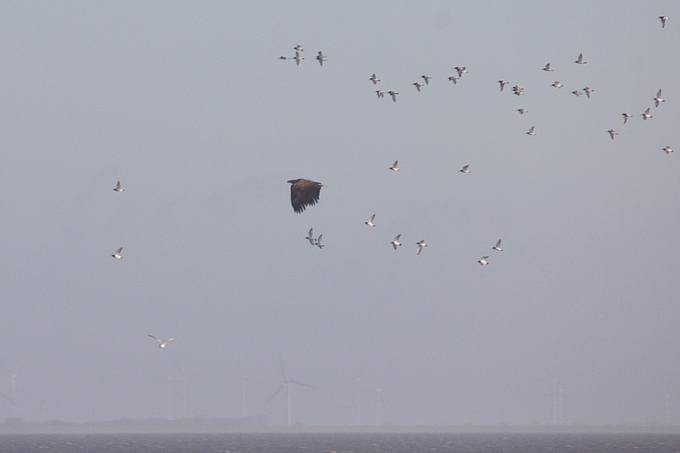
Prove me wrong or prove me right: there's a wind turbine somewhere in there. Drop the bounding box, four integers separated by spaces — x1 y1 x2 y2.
266 357 314 426
10 366 19 418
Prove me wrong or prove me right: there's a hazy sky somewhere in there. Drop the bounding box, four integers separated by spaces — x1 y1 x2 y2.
0 1 679 426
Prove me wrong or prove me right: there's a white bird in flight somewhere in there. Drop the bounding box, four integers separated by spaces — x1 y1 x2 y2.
316 234 324 249
498 80 508 91
583 86 594 98
454 66 467 77
148 335 174 349
293 51 304 66
111 247 123 259
607 129 618 140
376 90 385 98
622 113 632 124
460 165 470 174
293 45 304 52
654 89 664 107
416 240 427 255
659 16 669 28
492 240 503 252
369 73 380 84
526 126 536 136
517 108 528 115
388 91 399 102
113 181 124 192
389 160 400 171
574 53 587 64
365 214 376 227
412 81 424 92
663 146 673 154
315 51 326 66
421 75 432 85
642 107 652 120
448 76 458 84
478 256 489 266
391 234 402 250
279 56 290 60
305 228 316 245
551 81 562 89
571 90 582 97
542 63 553 72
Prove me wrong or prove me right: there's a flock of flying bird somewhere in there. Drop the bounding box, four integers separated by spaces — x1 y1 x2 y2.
280 14 673 266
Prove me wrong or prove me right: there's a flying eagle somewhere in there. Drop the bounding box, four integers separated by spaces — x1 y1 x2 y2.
287 178 325 213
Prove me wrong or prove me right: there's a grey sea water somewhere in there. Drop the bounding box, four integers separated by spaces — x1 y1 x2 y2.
0 433 679 453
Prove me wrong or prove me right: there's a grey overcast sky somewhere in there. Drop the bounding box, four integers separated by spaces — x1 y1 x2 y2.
0 1 679 426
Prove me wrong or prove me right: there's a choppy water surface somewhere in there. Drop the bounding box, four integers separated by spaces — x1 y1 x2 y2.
0 433 679 453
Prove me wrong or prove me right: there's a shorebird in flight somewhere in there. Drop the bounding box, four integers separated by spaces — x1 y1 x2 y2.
315 51 326 66
642 107 652 120
369 73 380 84
416 240 427 255
517 108 528 115
364 214 376 227
448 76 458 84
389 160 399 171
526 126 536 136
583 86 594 98
542 63 553 72
113 181 124 192
574 53 587 64
388 91 399 102
654 89 664 107
293 51 304 66
460 165 470 174
279 56 291 60
608 129 618 140
305 228 316 245
659 16 669 28
512 85 524 96
412 81 424 92
111 247 123 259
391 235 402 250
293 45 304 52
492 239 503 252
571 90 583 97
622 113 632 124
498 80 508 91
148 335 174 349
376 90 385 98
551 81 562 89
454 66 467 77
316 234 324 249
663 146 673 154
421 75 432 85
478 256 489 266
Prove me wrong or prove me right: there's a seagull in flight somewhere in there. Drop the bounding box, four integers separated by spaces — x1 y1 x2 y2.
542 63 553 72
498 80 509 91
659 16 669 28
305 228 316 245
421 75 432 85
376 90 385 98
517 108 528 115
365 214 376 227
551 81 562 89
412 81 424 92
478 256 489 266
293 51 304 66
492 239 503 252
388 91 399 102
459 165 470 173
391 234 402 250
148 335 174 349
369 73 380 84
654 89 664 107
622 113 632 124
454 66 467 77
316 234 324 249
389 160 399 171
663 146 673 154
315 51 326 66
583 86 594 98
642 107 652 120
448 76 458 84
574 53 587 64
526 126 536 136
111 247 123 259
113 181 124 192
607 129 618 140
416 240 427 255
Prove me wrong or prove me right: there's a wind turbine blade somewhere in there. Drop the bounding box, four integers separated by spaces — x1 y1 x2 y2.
265 384 285 405
1 393 14 404
288 379 314 388
279 354 287 382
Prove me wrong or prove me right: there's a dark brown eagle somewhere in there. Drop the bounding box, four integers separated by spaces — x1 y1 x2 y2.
287 178 325 213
